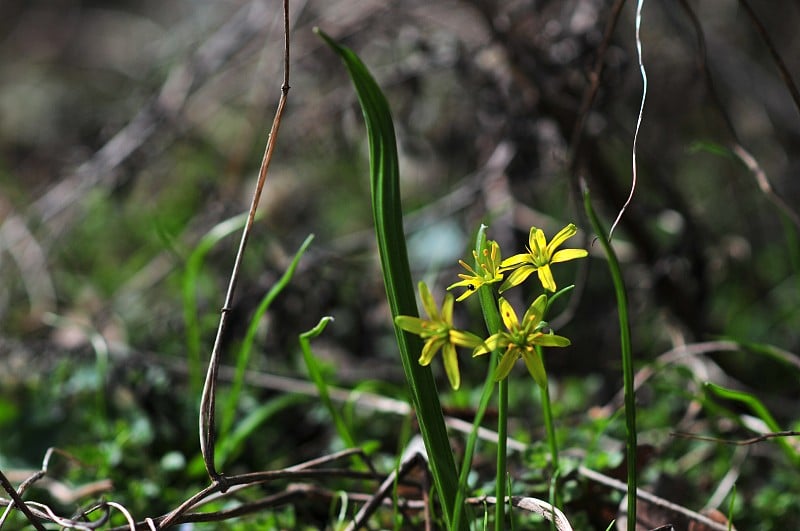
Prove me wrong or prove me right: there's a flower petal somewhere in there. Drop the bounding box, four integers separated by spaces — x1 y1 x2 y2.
546 223 578 255
419 337 444 366
473 334 501 356
499 252 531 269
442 343 461 390
450 329 485 349
531 227 548 256
499 265 535 293
447 278 480 301
498 297 520 332
418 281 440 321
442 292 454 324
551 248 588 264
494 347 520 381
535 333 571 347
523 294 548 328
521 349 547 388
395 315 428 335
536 263 557 292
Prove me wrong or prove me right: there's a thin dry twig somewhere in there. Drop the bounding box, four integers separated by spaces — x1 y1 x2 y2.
158 448 377 529
671 430 800 446
0 469 46 531
737 0 800 120
731 144 800 231
198 0 291 484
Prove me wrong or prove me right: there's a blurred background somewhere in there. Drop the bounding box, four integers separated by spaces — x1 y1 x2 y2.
1 0 799 528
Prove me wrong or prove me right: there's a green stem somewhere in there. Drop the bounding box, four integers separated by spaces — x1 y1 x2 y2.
583 184 637 531
495 377 509 530
470 227 509 530
537 345 560 510
453 228 501 530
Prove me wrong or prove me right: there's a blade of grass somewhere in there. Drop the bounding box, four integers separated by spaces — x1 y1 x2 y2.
705 382 800 464
220 234 314 439
316 29 465 529
583 183 637 531
299 316 358 450
217 393 309 467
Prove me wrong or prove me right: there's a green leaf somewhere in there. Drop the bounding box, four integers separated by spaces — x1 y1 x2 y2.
705 382 799 464
220 234 314 441
316 28 465 529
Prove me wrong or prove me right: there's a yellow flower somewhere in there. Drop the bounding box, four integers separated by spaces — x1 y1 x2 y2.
447 240 504 301
499 224 588 293
395 282 485 389
473 295 570 387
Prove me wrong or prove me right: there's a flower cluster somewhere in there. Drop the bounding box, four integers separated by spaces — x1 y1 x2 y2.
396 223 587 389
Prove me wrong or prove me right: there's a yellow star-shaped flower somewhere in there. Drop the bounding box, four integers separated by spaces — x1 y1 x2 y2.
447 240 503 301
499 224 587 293
473 295 570 387
395 282 485 389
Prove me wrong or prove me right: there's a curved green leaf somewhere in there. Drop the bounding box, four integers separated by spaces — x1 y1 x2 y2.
316 29 465 529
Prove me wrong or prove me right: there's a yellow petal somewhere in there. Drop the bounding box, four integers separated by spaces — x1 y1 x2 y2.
523 294 548 326
547 224 578 255
447 277 475 290
499 265 535 293
536 264 557 292
531 227 548 256
494 347 520 381
450 329 485 348
498 297 520 332
473 334 501 356
419 337 444 366
418 281 440 321
455 289 479 302
551 248 588 264
442 293 454 324
521 349 547 388
499 253 530 269
395 315 428 335
442 343 461 390
447 278 481 301
535 333 571 347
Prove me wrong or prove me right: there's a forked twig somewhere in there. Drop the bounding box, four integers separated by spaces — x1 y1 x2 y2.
198 0 291 483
